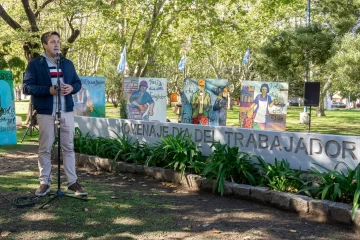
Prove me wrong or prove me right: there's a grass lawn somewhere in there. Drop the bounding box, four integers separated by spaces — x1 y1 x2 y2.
0 154 179 239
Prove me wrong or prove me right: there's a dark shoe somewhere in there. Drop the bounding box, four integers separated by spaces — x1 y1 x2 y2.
67 182 88 196
35 184 50 196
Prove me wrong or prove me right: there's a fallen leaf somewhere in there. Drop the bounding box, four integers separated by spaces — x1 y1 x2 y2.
142 184 148 187
183 227 190 231
128 178 136 182
122 176 128 180
212 228 222 233
215 208 222 212
182 216 189 220
289 229 297 233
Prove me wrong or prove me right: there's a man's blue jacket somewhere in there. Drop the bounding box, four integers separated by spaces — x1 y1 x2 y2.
23 56 82 115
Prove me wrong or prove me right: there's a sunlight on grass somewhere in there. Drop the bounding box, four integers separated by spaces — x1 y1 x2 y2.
1 171 37 178
85 220 102 226
97 202 133 209
21 212 56 221
0 171 38 192
15 231 84 240
113 217 143 225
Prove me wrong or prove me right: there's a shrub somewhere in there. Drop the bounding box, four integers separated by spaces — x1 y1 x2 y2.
145 131 203 181
200 142 259 195
298 162 360 220
257 157 304 193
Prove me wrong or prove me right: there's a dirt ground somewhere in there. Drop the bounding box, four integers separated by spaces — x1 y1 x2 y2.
1 144 360 240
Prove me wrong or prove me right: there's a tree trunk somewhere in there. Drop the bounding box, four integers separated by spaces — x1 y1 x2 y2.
316 90 326 117
15 86 22 101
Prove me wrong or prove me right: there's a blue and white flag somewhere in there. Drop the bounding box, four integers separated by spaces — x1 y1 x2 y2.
117 46 126 73
178 55 186 71
242 47 250 65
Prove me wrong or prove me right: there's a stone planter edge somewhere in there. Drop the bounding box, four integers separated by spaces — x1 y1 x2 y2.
76 153 360 228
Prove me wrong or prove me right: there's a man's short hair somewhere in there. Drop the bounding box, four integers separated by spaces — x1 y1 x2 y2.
41 31 60 45
198 78 206 86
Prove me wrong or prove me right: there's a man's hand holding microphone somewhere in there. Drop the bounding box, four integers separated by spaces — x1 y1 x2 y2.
49 52 73 96
50 82 73 96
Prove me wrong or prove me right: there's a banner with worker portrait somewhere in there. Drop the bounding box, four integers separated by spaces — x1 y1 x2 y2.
73 76 106 117
181 78 229 126
123 77 167 122
0 70 17 145
239 81 288 131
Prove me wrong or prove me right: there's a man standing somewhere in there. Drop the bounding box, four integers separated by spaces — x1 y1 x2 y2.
23 31 87 196
191 78 211 125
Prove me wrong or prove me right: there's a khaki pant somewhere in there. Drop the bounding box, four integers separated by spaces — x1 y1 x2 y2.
37 112 77 185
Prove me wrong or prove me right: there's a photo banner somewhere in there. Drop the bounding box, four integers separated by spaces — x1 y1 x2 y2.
239 81 288 131
181 78 228 126
0 70 17 145
73 76 106 117
123 77 167 122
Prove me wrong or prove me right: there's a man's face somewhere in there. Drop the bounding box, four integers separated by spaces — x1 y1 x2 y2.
140 86 147 92
43 34 60 58
198 84 205 92
222 88 228 97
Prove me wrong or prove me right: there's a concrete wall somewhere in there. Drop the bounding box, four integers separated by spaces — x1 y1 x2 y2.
75 116 360 171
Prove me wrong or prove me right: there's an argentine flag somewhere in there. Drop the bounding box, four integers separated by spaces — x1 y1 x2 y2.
117 46 126 73
178 55 186 71
242 47 250 65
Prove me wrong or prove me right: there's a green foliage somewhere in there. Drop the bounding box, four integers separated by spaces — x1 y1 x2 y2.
123 141 151 165
298 162 360 220
145 131 203 181
74 127 136 161
74 127 94 154
72 125 360 220
329 34 360 99
257 157 304 193
106 131 135 162
258 23 336 97
200 142 258 196
119 96 128 119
